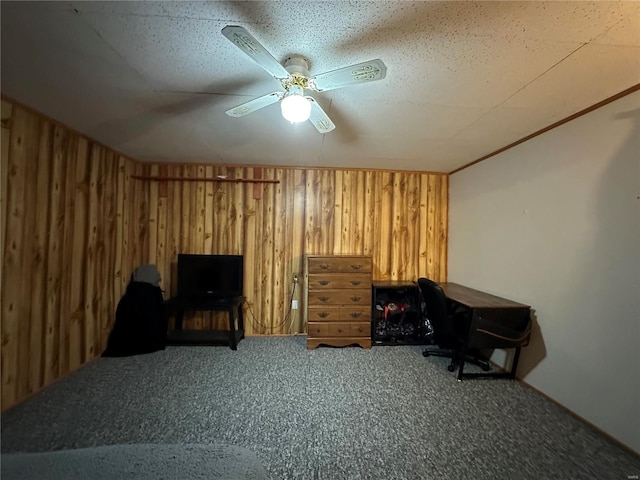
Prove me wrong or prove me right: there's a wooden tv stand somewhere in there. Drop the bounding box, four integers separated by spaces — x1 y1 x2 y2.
165 296 245 350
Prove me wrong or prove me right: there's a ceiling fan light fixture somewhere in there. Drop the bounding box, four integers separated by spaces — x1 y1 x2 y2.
281 93 311 123
222 26 386 133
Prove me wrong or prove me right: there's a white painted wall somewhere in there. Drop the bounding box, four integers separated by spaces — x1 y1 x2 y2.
448 91 640 453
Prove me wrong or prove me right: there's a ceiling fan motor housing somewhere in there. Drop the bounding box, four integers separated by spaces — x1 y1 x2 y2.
284 55 310 77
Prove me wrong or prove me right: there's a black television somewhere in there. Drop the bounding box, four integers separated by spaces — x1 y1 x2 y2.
177 254 244 299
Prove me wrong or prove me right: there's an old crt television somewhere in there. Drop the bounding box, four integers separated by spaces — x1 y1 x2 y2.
177 254 244 299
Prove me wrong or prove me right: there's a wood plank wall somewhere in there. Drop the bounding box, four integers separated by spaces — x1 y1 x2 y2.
1 98 448 411
134 165 449 336
1 100 141 410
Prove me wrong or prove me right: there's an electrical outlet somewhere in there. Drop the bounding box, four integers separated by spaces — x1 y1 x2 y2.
293 273 299 284
292 300 299 310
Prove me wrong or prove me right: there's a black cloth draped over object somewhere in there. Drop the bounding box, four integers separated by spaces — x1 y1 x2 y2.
102 265 167 357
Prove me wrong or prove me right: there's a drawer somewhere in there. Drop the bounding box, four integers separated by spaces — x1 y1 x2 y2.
308 306 370 322
308 256 372 274
308 306 340 322
349 322 370 337
340 306 371 321
326 322 355 337
308 289 371 306
308 322 329 337
323 322 370 337
308 273 371 290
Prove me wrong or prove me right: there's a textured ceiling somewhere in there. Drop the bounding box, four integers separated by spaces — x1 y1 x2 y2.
1 1 639 173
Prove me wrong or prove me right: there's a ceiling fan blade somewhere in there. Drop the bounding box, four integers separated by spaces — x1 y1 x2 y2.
225 92 282 117
311 59 387 92
222 25 290 80
307 97 336 133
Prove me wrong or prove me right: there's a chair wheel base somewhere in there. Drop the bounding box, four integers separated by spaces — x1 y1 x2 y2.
447 364 456 372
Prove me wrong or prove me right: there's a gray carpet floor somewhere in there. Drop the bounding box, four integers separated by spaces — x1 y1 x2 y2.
2 336 639 479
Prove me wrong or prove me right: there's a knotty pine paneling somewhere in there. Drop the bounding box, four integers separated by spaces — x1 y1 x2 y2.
137 166 448 336
1 97 448 411
1 101 139 410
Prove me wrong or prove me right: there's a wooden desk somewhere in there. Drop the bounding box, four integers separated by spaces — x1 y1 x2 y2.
440 283 530 310
439 283 531 380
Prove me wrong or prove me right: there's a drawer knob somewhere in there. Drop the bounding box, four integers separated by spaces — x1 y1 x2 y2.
350 264 362 270
350 312 362 318
319 263 329 269
318 296 330 302
350 296 361 302
350 280 361 285
319 280 330 286
317 312 330 318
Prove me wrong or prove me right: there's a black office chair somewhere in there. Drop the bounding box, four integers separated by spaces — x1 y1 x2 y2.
418 277 490 373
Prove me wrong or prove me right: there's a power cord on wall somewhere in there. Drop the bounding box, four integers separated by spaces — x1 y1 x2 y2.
245 277 299 334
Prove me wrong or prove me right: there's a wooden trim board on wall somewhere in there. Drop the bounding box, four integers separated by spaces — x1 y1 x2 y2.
451 84 640 175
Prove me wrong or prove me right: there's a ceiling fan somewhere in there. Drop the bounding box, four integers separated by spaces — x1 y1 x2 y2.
222 25 387 133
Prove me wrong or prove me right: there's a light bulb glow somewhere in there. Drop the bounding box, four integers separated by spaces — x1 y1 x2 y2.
281 94 311 123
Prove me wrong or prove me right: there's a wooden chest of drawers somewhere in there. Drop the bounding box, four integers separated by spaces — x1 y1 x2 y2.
306 255 372 349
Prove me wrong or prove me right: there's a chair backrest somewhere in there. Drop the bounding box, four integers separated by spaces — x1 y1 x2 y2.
417 277 455 341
